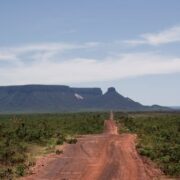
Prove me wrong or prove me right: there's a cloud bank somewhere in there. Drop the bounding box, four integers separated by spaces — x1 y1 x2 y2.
0 42 180 85
124 25 180 46
1 25 180 86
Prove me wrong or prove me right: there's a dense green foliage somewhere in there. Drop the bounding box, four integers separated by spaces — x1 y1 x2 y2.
115 112 180 177
0 112 107 179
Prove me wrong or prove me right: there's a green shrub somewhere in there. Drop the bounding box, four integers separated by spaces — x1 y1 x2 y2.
10 152 26 164
66 138 77 144
0 167 13 179
56 149 63 155
56 138 64 145
15 164 26 176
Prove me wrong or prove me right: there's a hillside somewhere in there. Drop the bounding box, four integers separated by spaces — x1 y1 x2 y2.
0 85 168 113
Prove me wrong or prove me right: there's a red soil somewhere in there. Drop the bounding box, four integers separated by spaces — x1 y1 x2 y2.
22 118 163 180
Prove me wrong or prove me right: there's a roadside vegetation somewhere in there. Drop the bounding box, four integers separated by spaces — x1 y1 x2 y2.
0 112 179 179
115 112 180 177
0 112 107 179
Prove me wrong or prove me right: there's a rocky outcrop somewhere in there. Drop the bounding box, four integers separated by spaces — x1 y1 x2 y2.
0 85 169 113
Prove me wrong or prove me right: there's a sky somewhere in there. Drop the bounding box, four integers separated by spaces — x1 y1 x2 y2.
0 0 180 106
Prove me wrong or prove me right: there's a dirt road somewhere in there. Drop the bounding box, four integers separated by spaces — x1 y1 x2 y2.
23 115 162 180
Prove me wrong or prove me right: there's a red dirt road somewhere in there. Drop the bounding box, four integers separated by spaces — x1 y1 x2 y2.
23 117 162 180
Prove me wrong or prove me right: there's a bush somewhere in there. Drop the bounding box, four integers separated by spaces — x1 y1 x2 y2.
15 164 26 176
138 147 156 160
10 152 26 164
0 167 13 179
27 159 36 167
66 138 77 144
56 137 64 145
56 150 63 155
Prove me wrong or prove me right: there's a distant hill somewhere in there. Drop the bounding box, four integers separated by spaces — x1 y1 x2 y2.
0 85 170 113
170 106 180 110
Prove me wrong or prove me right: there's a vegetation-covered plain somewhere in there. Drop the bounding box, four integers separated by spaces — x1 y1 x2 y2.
0 112 179 179
115 112 180 177
0 112 107 179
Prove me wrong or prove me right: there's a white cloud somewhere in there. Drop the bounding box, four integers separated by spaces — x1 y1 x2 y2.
0 51 180 85
1 40 180 85
0 42 100 62
124 25 180 46
0 52 17 61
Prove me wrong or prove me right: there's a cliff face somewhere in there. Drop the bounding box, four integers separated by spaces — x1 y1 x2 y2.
72 87 102 98
86 87 144 110
0 85 75 113
0 85 167 113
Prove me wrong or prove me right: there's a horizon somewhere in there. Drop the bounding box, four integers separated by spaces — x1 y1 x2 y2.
0 0 180 106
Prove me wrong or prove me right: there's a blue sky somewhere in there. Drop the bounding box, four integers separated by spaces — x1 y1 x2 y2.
0 0 180 106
